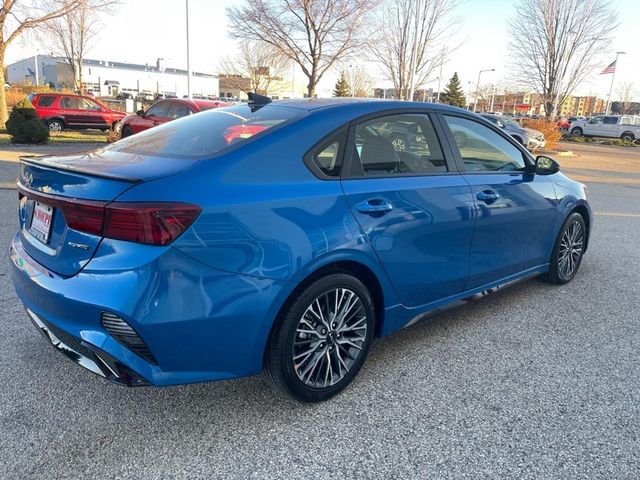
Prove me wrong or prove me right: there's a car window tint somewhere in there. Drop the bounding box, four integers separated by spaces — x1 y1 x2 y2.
168 103 191 119
444 116 526 172
313 140 341 177
38 95 56 107
80 98 101 111
591 117 604 124
353 114 447 176
108 105 305 159
60 96 83 109
603 116 618 124
146 101 170 118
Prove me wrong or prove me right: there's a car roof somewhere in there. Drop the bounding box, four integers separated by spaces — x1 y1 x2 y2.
261 97 471 116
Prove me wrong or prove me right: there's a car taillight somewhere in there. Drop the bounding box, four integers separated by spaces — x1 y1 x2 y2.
18 187 200 246
103 203 201 245
223 124 268 144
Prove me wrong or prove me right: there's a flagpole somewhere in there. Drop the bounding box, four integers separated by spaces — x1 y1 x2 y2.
605 51 625 115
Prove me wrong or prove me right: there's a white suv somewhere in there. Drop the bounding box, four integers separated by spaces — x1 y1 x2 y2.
570 115 640 143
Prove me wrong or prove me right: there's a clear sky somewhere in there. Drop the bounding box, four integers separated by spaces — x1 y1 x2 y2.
9 0 640 100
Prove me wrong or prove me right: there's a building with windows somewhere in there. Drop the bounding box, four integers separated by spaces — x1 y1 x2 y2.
7 55 219 98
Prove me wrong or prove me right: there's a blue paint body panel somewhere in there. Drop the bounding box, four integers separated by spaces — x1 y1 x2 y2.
10 99 592 386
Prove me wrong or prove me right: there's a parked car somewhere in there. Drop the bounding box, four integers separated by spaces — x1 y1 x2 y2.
11 99 591 402
117 98 226 138
570 115 640 142
115 92 134 100
559 116 586 130
480 113 546 150
26 92 126 132
135 92 155 102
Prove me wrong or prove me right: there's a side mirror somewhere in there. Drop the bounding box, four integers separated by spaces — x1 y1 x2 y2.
136 109 145 117
535 156 560 175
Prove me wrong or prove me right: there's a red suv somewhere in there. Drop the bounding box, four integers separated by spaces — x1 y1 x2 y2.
27 93 126 132
118 98 225 138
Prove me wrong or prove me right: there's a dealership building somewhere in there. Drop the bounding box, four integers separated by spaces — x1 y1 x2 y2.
7 55 219 98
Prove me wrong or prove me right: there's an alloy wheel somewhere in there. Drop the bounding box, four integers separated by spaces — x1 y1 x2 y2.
48 121 62 132
558 219 584 279
391 138 406 151
292 288 368 389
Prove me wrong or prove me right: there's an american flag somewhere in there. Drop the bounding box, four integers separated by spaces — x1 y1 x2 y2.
600 60 616 75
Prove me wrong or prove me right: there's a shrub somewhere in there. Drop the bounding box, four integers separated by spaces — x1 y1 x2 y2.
6 98 49 144
521 118 562 150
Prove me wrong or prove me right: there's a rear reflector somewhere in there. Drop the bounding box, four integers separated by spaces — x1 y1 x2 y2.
18 186 200 246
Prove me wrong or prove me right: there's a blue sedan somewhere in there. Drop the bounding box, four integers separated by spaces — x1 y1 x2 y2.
10 97 591 402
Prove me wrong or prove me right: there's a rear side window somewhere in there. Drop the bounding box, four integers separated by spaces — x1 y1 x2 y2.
603 116 618 124
108 104 305 159
37 95 56 107
352 114 447 176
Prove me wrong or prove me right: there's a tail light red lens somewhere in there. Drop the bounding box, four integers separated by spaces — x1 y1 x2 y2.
104 203 201 245
18 186 200 246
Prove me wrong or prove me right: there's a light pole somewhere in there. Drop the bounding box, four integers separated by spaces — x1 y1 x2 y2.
605 51 626 114
185 0 192 99
474 68 494 112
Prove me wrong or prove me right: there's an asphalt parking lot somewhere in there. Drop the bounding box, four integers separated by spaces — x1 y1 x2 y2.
0 142 638 479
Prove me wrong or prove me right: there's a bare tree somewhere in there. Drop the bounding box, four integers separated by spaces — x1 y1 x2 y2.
371 0 459 101
509 0 618 119
616 82 636 114
336 63 374 97
218 41 290 96
226 0 375 97
0 0 86 126
43 0 119 94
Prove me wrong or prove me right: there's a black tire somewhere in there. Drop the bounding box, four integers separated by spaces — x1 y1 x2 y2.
542 212 586 284
120 125 133 139
570 127 583 137
621 132 635 143
264 273 375 402
47 119 64 132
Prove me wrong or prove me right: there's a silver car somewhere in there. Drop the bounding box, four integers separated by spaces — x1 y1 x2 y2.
480 113 546 150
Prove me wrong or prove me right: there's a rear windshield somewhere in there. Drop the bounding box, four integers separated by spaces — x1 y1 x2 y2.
107 104 305 159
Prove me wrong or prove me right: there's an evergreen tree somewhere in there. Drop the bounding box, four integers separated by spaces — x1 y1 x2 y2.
333 72 351 97
440 72 466 108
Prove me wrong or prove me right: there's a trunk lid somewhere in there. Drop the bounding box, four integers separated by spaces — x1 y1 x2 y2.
18 149 198 277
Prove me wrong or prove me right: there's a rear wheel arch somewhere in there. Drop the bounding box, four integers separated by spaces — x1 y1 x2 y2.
621 131 635 142
266 260 386 357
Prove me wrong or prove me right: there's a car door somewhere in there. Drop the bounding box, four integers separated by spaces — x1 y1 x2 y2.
59 96 88 127
439 114 557 289
341 112 475 308
602 116 620 138
583 116 604 136
81 97 109 129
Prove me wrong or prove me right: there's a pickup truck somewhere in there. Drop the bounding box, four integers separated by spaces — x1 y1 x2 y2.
570 115 640 142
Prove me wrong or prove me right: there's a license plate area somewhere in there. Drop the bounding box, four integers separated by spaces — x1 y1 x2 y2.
30 201 54 244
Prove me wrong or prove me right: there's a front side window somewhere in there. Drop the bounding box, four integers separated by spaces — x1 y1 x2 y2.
80 98 101 111
167 102 191 119
590 116 604 124
352 114 446 176
146 101 170 118
444 116 527 172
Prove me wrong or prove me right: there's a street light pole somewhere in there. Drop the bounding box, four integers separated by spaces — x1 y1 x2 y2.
185 0 192 99
474 68 494 112
605 51 625 115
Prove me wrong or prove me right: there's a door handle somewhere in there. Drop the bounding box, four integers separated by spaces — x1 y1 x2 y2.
476 190 500 203
356 200 393 214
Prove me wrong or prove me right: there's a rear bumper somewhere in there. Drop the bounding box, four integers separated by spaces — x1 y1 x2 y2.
27 308 148 386
10 234 291 387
